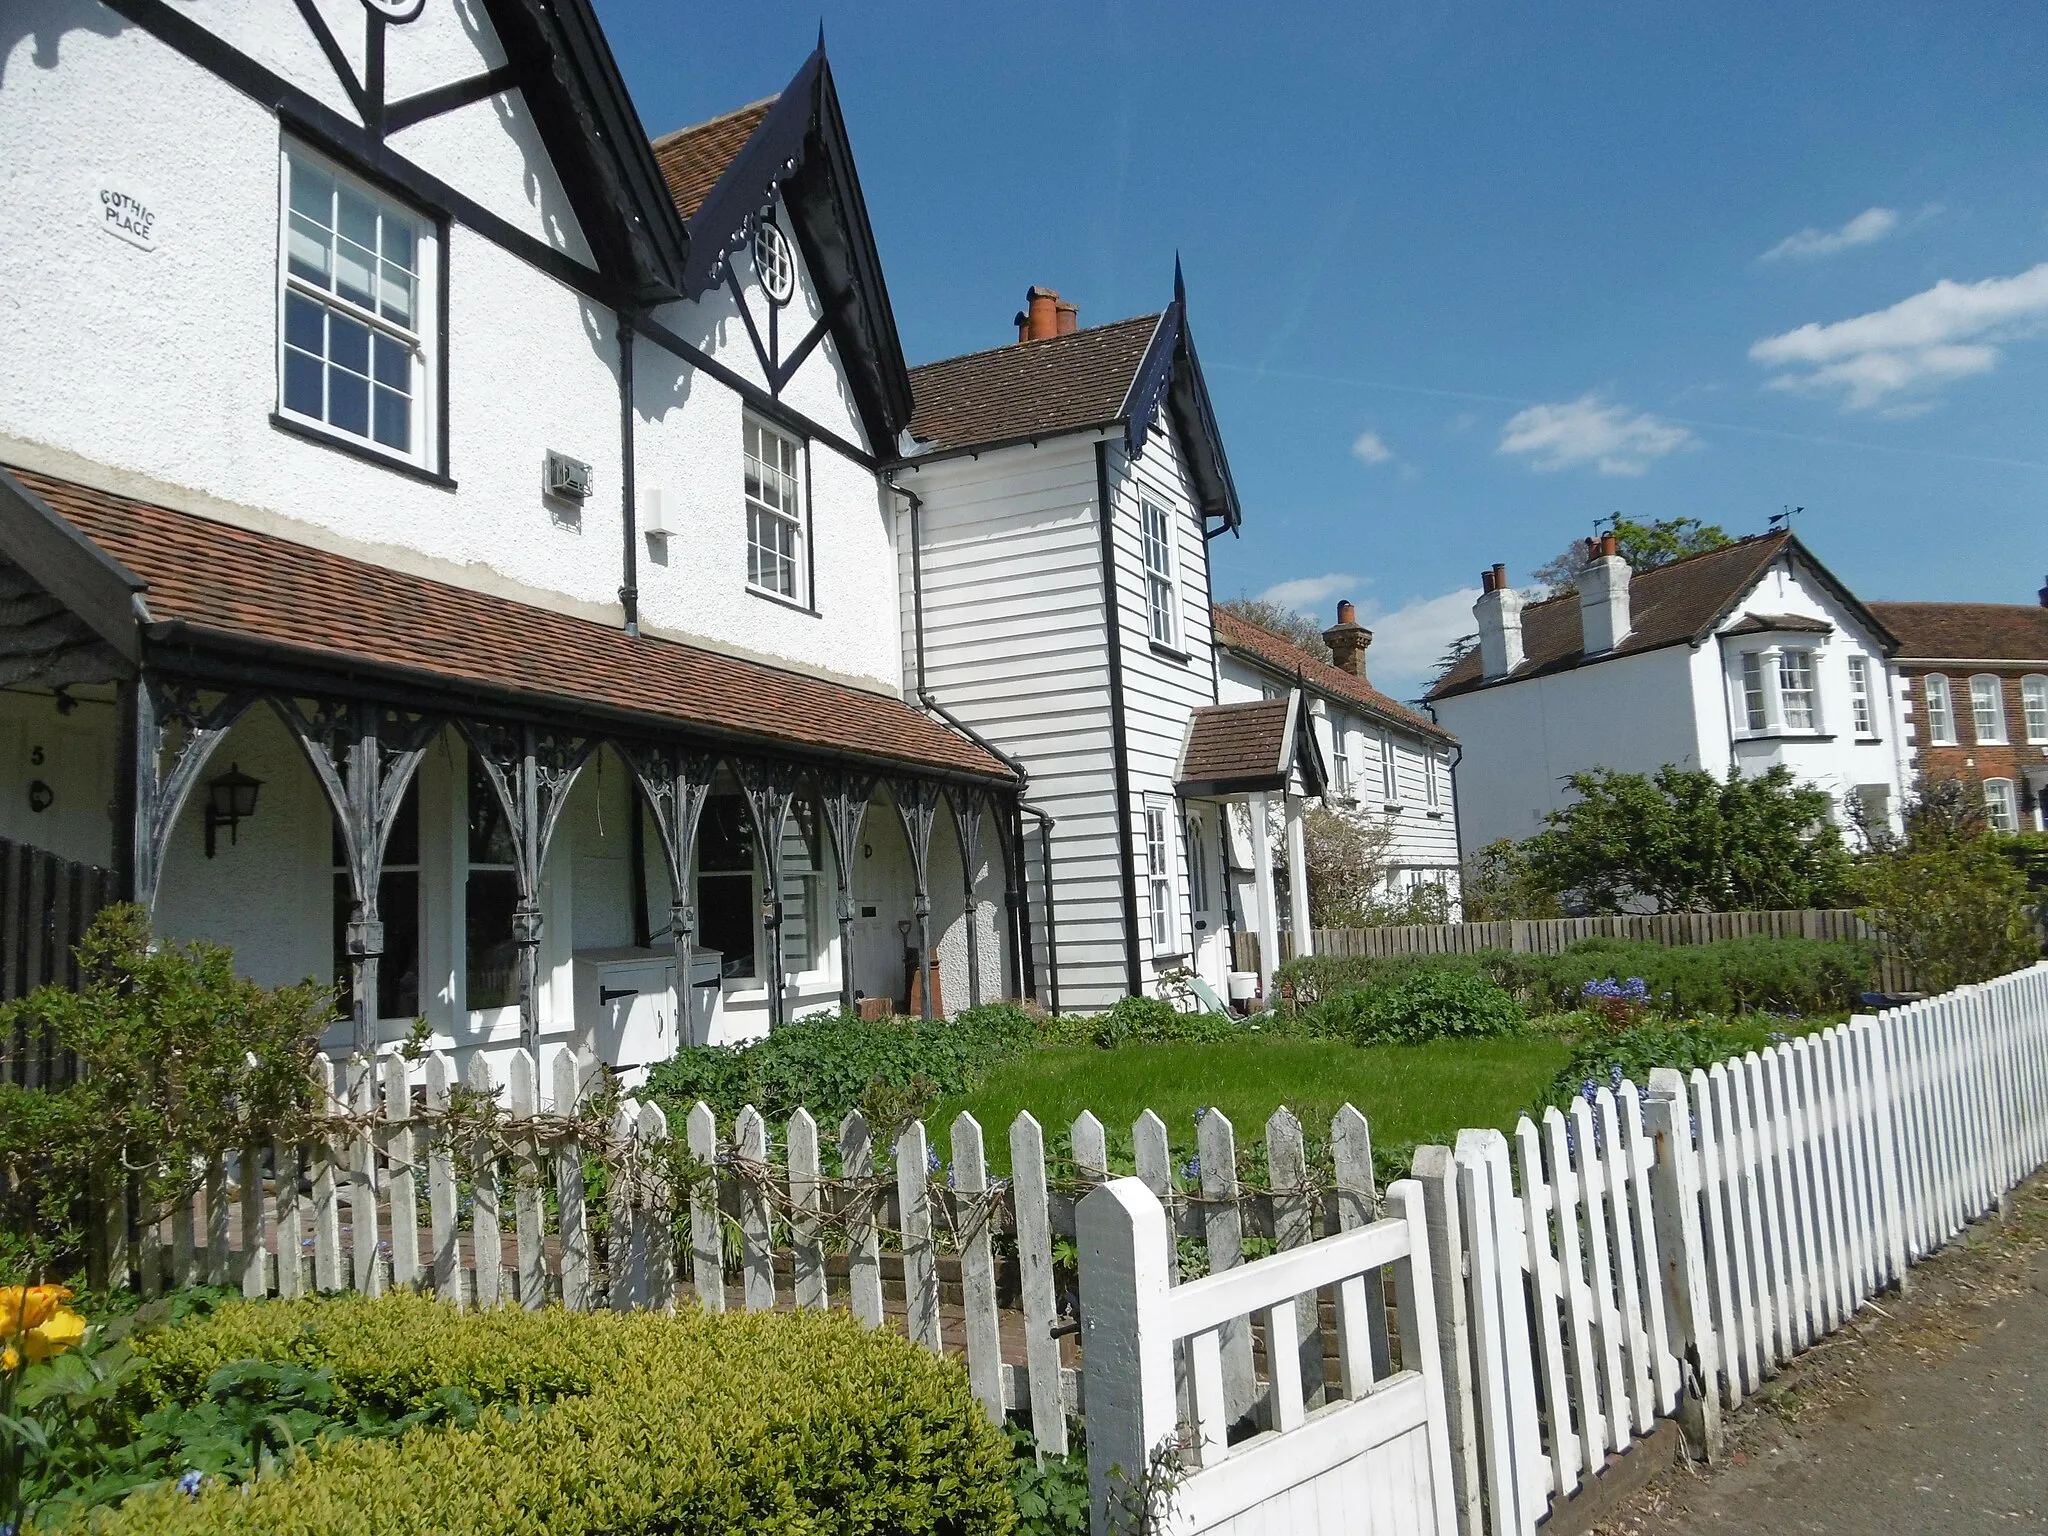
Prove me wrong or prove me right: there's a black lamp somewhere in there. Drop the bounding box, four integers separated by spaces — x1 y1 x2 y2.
204 763 262 857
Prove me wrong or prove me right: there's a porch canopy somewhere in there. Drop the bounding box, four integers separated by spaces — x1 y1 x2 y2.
1173 691 1325 801
0 465 1027 1048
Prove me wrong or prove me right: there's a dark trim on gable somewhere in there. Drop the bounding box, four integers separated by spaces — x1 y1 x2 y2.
680 46 913 451
1096 441 1142 995
1115 265 1242 530
384 66 523 134
634 313 876 468
0 469 146 665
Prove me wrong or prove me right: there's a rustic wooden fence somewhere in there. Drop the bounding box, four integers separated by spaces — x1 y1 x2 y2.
0 835 117 1087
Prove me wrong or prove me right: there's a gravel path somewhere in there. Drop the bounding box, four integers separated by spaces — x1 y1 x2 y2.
1600 1175 2048 1535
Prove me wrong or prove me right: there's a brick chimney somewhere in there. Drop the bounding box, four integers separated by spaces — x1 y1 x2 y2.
1014 286 1062 343
1322 599 1373 678
1475 562 1524 679
1577 531 1632 654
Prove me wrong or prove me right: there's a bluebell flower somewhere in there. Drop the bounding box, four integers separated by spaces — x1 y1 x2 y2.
926 1144 941 1174
178 1471 205 1498
1768 1031 1789 1045
1193 1106 1209 1125
1581 1079 1599 1105
1609 1064 1625 1092
1183 1156 1201 1180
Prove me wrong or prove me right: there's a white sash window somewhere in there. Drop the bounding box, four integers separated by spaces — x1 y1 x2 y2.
745 418 805 603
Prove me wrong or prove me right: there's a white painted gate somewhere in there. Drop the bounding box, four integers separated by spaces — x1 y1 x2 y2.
1079 1177 1457 1536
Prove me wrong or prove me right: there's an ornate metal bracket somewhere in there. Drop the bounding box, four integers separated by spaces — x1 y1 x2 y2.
946 786 987 1009
818 770 877 1010
891 778 942 1019
132 677 257 915
732 756 806 1029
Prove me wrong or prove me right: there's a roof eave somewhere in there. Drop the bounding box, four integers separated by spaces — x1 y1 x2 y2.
0 467 145 665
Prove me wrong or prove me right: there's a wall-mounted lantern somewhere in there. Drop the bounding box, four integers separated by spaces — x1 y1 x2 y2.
204 763 263 857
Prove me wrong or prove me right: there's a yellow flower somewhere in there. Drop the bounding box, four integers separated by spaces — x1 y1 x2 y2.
23 1307 87 1363
1 1344 16 1372
0 1284 72 1338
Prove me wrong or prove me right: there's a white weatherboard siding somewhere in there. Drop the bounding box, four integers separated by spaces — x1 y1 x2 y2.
898 408 1217 1011
0 3 903 694
897 438 1127 1007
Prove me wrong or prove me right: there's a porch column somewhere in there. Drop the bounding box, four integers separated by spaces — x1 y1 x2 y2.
280 700 436 1057
621 744 717 1045
1249 792 1279 1004
1285 793 1314 961
734 759 800 1032
893 779 941 1020
947 787 986 1010
820 773 876 1015
464 723 594 1054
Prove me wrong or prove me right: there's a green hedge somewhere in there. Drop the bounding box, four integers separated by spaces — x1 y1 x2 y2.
644 1003 1040 1125
1277 936 1872 1021
86 1294 1013 1535
1306 968 1523 1046
1036 994 1247 1049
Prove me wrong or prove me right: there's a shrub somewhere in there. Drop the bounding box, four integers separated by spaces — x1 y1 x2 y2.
644 1003 1038 1126
85 1293 1014 1536
1082 995 1242 1049
0 908 331 1282
1856 845 2039 994
1544 1018 1789 1109
1507 937 1872 1018
1309 968 1523 1047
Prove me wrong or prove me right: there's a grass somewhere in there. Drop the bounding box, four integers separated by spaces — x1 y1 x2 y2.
928 1035 1575 1176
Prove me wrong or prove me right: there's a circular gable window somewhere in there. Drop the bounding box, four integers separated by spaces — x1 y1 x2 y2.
754 222 795 305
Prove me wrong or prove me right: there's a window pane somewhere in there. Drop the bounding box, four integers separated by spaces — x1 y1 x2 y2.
337 186 377 252
289 159 333 224
287 213 331 286
379 262 414 327
465 869 519 1010
381 216 416 271
335 235 376 311
373 387 410 451
283 347 323 419
467 758 516 865
329 311 370 375
284 290 325 354
698 872 757 980
327 362 369 436
372 332 410 390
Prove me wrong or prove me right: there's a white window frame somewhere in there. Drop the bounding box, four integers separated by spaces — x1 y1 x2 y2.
1425 747 1443 808
2023 675 2048 745
1923 674 1956 745
1777 647 1820 731
1331 726 1351 799
1985 777 2019 834
744 416 806 606
277 144 438 470
1739 652 1770 732
1143 799 1177 953
1140 498 1180 650
1847 655 1876 738
1379 727 1399 804
1969 674 2008 745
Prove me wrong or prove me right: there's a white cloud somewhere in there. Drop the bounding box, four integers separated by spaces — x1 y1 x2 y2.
1760 206 1899 262
1356 588 1484 703
1351 429 1394 465
1259 573 1363 610
1750 261 2048 409
1497 393 1696 476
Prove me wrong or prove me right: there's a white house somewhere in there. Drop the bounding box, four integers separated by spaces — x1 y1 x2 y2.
1215 601 1461 931
893 277 1269 1012
1428 531 1909 857
0 6 1035 1079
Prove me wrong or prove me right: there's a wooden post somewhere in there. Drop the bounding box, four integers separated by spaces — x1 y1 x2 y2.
1265 1107 1322 1414
1412 1144 1483 1536
788 1109 827 1309
425 1052 460 1307
840 1110 885 1328
1513 1115 1578 1497
1387 1179 1461 1536
897 1119 942 1351
1645 1068 1724 1462
1076 1178 1177 1536
736 1106 775 1310
1541 1107 1606 1480
952 1111 1004 1424
311 1054 344 1295
346 1054 382 1296
466 1053 501 1308
1332 1104 1391 1380
509 1050 546 1308
1010 1110 1067 1457
383 1053 419 1294
1197 1107 1256 1431
553 1048 592 1311
687 1101 723 1313
638 1101 674 1313
609 1100 641 1311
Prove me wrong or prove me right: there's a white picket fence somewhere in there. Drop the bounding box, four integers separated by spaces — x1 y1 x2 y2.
104 963 2048 1536
1422 963 2048 1536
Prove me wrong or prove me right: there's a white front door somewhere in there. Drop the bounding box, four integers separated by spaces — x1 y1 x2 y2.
1184 805 1229 993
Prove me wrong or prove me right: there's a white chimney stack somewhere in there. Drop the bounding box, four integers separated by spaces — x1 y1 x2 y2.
1474 562 1524 680
1577 532 1631 654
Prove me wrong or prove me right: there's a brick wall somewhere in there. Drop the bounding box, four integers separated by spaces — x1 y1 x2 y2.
1897 662 2048 828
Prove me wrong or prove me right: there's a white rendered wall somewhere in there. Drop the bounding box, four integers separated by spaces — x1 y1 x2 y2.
0 687 119 868
0 4 904 695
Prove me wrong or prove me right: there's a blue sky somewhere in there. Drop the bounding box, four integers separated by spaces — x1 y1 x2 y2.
595 2 2048 701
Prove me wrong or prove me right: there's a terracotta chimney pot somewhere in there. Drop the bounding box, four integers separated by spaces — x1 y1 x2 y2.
1022 286 1060 342
1481 568 1497 593
1599 531 1620 558
1491 562 1508 587
1055 300 1078 336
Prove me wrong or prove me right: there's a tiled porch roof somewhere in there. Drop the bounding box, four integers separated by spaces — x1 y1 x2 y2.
6 467 1013 783
1176 694 1326 798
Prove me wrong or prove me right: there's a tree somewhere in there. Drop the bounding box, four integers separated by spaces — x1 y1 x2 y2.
1217 595 1331 663
1524 764 1852 913
1429 633 1479 688
1460 838 1565 920
1528 516 1734 599
1855 844 2037 993
1273 803 1396 925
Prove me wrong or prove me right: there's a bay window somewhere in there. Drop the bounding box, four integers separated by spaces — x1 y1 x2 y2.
1741 653 1769 731
1777 649 1819 730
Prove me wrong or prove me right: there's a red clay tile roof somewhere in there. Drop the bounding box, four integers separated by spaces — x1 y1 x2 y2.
8 468 1011 783
1429 533 1795 700
906 314 1162 453
1213 608 1452 744
650 98 776 223
1866 602 2048 664
1178 699 1292 789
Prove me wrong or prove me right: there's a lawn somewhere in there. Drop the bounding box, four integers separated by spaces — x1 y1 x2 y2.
928 1035 1575 1176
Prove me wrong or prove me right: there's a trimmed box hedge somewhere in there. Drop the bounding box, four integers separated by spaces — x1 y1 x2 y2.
90 1293 1015 1535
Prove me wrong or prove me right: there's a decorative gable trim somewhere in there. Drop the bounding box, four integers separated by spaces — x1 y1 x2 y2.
677 43 913 448
1118 261 1242 530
